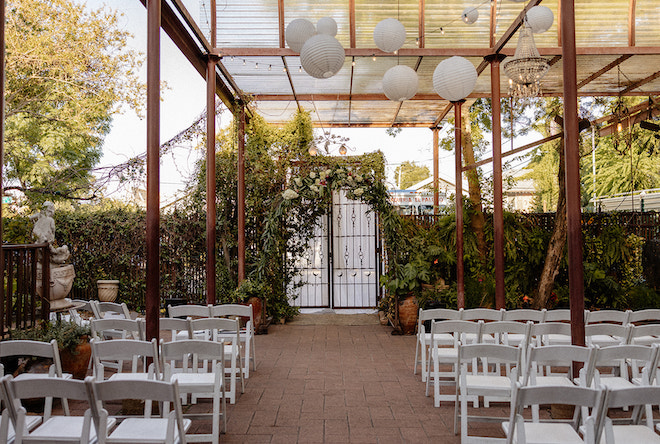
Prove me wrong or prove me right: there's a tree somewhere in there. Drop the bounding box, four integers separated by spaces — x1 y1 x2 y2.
4 0 143 203
393 161 429 189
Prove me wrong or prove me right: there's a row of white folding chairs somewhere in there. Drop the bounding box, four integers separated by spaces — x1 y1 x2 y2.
0 374 192 444
415 308 660 381
424 319 660 406
168 303 256 378
434 340 660 443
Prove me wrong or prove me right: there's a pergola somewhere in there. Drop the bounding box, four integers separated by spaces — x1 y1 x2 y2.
2 0 659 344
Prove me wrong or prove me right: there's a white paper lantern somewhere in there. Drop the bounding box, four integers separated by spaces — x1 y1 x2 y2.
373 18 406 53
462 7 479 25
300 34 345 79
317 17 337 37
382 65 418 101
433 56 477 102
526 6 554 34
285 19 316 53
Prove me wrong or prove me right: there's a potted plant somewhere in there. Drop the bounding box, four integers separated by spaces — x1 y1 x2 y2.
8 320 92 379
381 254 431 335
231 278 269 333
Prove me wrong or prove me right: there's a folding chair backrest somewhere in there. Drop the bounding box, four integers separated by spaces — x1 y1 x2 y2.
630 324 660 343
160 339 225 376
5 375 89 421
0 339 62 377
419 308 461 323
593 344 658 385
585 323 631 344
210 304 253 332
69 299 95 326
585 309 630 325
91 301 131 320
502 309 546 323
530 321 572 346
91 318 145 341
544 309 572 322
168 304 211 319
189 317 241 342
481 321 532 347
525 345 595 385
459 343 521 369
159 318 192 341
461 308 504 322
86 377 188 444
429 319 483 346
91 338 160 379
628 309 660 324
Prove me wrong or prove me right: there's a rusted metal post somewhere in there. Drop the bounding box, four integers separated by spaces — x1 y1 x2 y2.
145 0 161 341
488 54 506 309
0 0 5 330
561 0 585 348
433 128 439 214
206 56 217 305
237 105 246 283
454 100 465 309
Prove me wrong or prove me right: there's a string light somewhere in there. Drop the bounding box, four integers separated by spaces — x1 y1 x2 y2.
231 56 234 61
351 60 356 66
372 54 377 61
268 64 272 71
393 49 398 55
415 37 419 46
255 62 258 69
441 27 445 35
283 66 287 72
299 65 302 73
242 59 246 66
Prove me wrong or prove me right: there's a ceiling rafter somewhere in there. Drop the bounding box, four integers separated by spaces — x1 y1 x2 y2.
278 0 285 48
577 54 632 89
281 57 301 112
620 70 660 94
629 0 636 47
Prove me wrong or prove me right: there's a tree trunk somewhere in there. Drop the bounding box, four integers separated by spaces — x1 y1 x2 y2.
461 113 487 270
534 138 567 309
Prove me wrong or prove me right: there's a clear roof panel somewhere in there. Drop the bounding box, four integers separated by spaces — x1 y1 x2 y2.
200 0 280 47
354 0 419 49
285 0 351 47
424 0 491 48
575 0 628 46
635 1 660 46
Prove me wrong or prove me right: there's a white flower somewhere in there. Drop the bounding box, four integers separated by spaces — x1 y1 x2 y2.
310 185 319 193
319 171 327 180
354 174 363 182
325 169 332 177
315 178 321 186
283 189 299 200
309 171 317 179
294 177 302 187
354 188 364 196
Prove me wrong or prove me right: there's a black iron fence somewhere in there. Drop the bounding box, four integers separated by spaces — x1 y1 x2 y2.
1 243 50 337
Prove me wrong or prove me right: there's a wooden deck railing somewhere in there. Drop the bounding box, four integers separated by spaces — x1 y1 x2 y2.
1 243 50 337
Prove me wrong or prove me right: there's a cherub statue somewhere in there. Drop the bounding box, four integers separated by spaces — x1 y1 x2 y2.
30 201 70 264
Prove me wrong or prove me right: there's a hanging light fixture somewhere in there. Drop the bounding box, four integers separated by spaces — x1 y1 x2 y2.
461 7 479 25
526 6 554 34
300 34 345 79
285 19 316 53
308 145 318 156
433 56 478 102
317 17 338 37
382 65 419 101
373 18 406 53
339 145 347 155
503 22 550 98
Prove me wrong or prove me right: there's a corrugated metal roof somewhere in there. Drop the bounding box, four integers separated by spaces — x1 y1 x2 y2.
192 0 660 127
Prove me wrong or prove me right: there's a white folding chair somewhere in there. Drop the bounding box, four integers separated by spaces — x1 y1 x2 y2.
1 375 115 444
585 323 631 348
161 339 227 443
591 344 659 391
0 375 41 444
90 301 132 321
585 309 631 326
454 343 521 443
503 382 605 444
530 321 573 347
629 324 660 347
524 345 596 422
414 308 461 382
544 309 573 323
86 377 191 444
91 338 161 383
91 318 145 341
168 305 212 341
601 386 660 444
502 309 547 324
68 300 96 327
425 319 483 407
628 309 660 325
0 339 72 415
189 318 245 404
210 304 256 378
481 321 532 397
461 308 504 344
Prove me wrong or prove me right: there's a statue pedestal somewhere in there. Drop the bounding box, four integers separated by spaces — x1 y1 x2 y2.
37 264 76 311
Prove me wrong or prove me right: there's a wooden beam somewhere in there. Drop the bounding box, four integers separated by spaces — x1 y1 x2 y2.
278 0 285 48
621 70 660 94
281 57 301 112
432 104 453 128
418 0 425 48
489 0 497 48
629 0 636 47
463 133 563 171
349 0 356 48
577 54 632 89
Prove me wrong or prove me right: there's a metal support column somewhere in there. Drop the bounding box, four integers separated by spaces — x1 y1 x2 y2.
145 0 161 341
561 0 585 347
237 105 246 283
433 128 439 214
206 55 218 305
488 54 506 309
454 100 465 309
0 1 5 321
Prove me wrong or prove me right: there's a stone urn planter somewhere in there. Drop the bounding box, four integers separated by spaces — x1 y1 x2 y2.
97 280 119 302
36 264 76 310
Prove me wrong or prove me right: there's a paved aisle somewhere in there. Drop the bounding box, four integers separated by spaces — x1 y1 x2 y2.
222 322 462 443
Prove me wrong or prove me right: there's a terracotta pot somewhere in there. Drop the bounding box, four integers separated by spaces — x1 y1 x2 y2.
398 294 419 335
246 296 263 333
59 339 91 379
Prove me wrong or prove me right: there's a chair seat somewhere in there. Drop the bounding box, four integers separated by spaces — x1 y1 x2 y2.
465 375 513 392
502 421 585 444
631 335 660 346
107 373 155 382
171 372 218 391
588 335 623 347
107 417 192 443
506 333 526 346
544 334 572 345
4 414 42 442
465 333 495 344
531 376 575 387
421 332 454 344
610 425 660 443
29 416 117 441
599 377 635 390
434 347 458 359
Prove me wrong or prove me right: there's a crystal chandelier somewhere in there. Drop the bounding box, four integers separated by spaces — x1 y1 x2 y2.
503 22 550 98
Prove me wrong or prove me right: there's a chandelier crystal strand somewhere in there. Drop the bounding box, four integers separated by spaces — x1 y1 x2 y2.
503 22 550 98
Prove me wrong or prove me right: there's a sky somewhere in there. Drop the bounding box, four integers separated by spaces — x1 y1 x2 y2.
82 0 515 205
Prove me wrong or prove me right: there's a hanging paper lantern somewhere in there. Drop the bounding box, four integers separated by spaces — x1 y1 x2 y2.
285 19 316 53
373 18 406 53
432 56 477 102
526 6 554 34
382 65 418 102
462 7 479 25
300 34 345 79
317 17 337 37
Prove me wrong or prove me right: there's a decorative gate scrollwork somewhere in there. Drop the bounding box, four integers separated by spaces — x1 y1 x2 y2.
289 190 380 309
